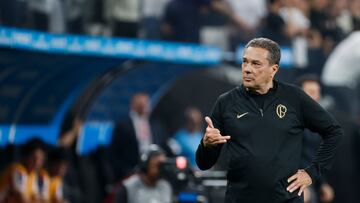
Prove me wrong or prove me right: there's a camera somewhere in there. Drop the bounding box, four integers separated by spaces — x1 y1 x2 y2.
160 156 226 203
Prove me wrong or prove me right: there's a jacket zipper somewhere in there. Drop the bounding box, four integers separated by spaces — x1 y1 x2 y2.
259 108 263 117
247 97 264 117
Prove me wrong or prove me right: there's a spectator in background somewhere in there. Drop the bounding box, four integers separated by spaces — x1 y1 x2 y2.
46 148 69 203
326 0 348 39
104 0 140 38
114 145 171 203
280 0 310 68
57 118 84 203
0 138 47 203
169 107 203 169
297 75 334 203
140 0 170 39
28 0 52 31
334 0 360 34
262 0 291 45
305 28 327 75
28 0 65 33
305 0 337 75
225 0 267 49
331 0 353 35
162 0 207 43
350 0 360 31
65 0 87 34
310 0 345 54
37 168 51 203
197 0 232 50
321 28 360 117
108 93 167 182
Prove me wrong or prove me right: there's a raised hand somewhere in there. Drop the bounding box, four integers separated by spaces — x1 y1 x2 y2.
202 116 231 147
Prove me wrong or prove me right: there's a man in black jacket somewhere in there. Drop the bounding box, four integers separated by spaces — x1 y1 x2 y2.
109 93 168 182
196 38 343 203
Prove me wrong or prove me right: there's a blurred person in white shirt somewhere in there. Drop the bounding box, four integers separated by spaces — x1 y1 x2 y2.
279 0 310 68
225 0 267 48
104 0 140 37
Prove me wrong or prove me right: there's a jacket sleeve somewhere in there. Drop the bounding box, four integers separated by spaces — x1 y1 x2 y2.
298 89 343 180
196 95 226 170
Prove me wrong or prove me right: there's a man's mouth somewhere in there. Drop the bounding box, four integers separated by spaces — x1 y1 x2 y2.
243 77 253 82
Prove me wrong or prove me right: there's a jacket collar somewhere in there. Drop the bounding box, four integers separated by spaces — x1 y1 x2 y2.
239 80 279 97
238 80 281 111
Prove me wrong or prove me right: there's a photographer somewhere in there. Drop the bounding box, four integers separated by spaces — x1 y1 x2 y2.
114 145 172 203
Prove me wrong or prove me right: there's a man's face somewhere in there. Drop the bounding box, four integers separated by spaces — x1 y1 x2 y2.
57 161 68 177
28 149 46 171
147 154 166 181
132 94 150 116
302 81 321 102
242 47 278 91
187 109 202 130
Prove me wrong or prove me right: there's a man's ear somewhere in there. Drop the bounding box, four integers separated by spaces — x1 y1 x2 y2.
271 64 279 78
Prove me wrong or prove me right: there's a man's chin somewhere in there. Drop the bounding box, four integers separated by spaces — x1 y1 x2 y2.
243 82 254 89
243 83 260 93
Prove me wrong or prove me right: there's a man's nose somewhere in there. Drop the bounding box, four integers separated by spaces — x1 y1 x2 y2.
242 64 252 74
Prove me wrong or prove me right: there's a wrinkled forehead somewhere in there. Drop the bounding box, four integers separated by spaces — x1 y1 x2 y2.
243 47 270 63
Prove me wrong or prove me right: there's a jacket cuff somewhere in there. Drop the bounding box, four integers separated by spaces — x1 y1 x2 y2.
200 138 215 149
200 138 206 148
304 164 319 183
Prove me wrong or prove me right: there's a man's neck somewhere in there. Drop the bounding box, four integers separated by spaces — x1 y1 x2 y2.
140 173 156 187
247 81 274 95
130 111 148 119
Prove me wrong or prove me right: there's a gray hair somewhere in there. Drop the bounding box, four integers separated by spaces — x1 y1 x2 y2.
244 38 281 65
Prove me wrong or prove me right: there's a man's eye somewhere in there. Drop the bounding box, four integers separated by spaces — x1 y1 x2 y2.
254 63 262 68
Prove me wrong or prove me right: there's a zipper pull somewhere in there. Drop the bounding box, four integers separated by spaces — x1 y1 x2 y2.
259 109 263 117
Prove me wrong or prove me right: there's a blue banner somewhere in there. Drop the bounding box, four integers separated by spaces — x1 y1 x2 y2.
0 27 222 65
0 125 11 147
77 121 114 155
0 27 294 66
0 125 59 146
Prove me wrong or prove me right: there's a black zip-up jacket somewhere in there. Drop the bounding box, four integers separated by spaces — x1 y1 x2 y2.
196 81 343 203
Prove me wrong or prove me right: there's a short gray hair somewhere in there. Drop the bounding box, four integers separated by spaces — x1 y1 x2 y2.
244 38 281 65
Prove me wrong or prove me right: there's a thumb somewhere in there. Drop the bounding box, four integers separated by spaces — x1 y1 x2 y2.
205 116 214 128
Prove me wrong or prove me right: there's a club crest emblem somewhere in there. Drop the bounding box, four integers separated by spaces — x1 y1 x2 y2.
276 104 287 118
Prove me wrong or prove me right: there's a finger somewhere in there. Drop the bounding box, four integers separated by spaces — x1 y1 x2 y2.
287 173 298 183
213 139 228 144
205 116 214 128
206 127 220 134
206 132 222 141
287 181 299 192
288 183 300 193
223 135 231 140
298 185 307 196
209 135 227 143
210 136 231 144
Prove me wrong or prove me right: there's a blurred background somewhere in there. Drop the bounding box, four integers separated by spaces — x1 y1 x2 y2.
0 0 359 202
